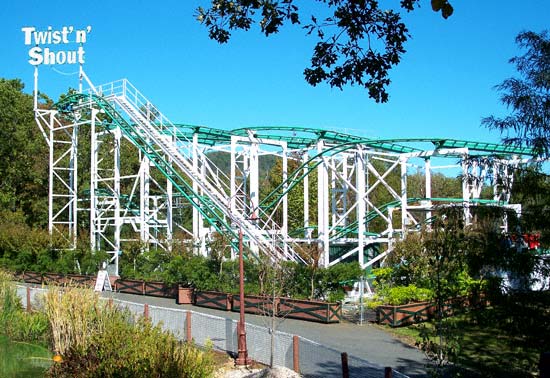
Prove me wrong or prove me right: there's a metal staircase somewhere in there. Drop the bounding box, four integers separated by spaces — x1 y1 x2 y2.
57 79 305 264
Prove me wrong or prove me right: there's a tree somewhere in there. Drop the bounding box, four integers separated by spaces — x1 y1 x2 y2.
0 79 49 226
482 30 550 249
482 30 550 157
259 154 318 234
510 166 550 246
294 242 323 299
196 0 453 103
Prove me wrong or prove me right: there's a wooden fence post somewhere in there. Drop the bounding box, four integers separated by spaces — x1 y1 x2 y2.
341 352 349 378
385 367 393 378
293 335 300 373
144 303 149 320
26 287 31 312
186 311 192 342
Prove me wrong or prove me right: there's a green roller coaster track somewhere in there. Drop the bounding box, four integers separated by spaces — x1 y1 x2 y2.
53 87 534 264
172 124 535 156
56 94 238 245
171 124 534 217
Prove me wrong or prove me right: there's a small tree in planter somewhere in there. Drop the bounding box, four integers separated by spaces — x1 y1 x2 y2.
118 241 149 280
207 232 233 277
294 243 323 300
404 211 466 372
253 255 296 368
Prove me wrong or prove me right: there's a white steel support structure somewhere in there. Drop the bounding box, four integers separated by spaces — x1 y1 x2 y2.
230 135 255 255
281 144 289 258
88 111 124 275
356 148 366 267
192 132 206 256
424 158 432 224
365 156 402 235
89 108 99 251
35 106 79 249
139 154 151 245
302 152 310 239
247 132 260 256
84 94 175 276
113 127 121 274
34 71 533 275
317 140 330 267
400 156 408 233
33 64 78 249
461 153 473 224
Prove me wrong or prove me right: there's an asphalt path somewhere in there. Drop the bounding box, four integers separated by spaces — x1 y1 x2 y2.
101 291 429 377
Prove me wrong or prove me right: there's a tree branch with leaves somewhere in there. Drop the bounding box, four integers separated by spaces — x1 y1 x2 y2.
196 0 453 102
482 30 550 157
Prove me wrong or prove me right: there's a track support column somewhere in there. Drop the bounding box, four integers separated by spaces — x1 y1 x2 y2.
356 148 366 267
425 158 432 227
400 156 408 234
317 140 330 267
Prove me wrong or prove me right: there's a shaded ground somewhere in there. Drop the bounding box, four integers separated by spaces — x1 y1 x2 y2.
388 291 550 378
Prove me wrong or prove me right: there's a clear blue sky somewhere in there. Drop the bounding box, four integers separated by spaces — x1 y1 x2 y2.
1 1 548 144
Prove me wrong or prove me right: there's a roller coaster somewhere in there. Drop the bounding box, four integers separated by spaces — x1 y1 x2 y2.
34 71 536 276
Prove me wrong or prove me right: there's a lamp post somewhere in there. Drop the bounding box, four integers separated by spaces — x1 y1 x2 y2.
236 229 251 366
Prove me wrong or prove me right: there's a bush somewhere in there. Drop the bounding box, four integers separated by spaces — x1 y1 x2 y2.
0 220 56 272
44 288 107 356
7 310 50 343
378 285 433 306
89 316 214 378
0 270 21 327
318 262 362 302
0 213 106 275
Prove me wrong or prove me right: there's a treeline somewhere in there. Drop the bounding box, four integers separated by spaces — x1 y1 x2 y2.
0 79 49 226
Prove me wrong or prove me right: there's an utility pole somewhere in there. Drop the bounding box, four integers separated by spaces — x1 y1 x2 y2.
236 229 251 366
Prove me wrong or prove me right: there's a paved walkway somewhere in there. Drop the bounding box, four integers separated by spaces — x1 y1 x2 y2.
101 291 429 377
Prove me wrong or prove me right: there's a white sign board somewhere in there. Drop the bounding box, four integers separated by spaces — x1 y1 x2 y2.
94 270 112 292
21 25 92 66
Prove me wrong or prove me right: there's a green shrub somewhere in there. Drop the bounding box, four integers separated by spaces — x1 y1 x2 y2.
319 262 362 302
6 311 50 344
378 285 433 306
0 214 104 275
364 298 384 309
89 316 214 378
0 274 20 329
0 270 21 323
371 267 393 287
0 270 49 344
